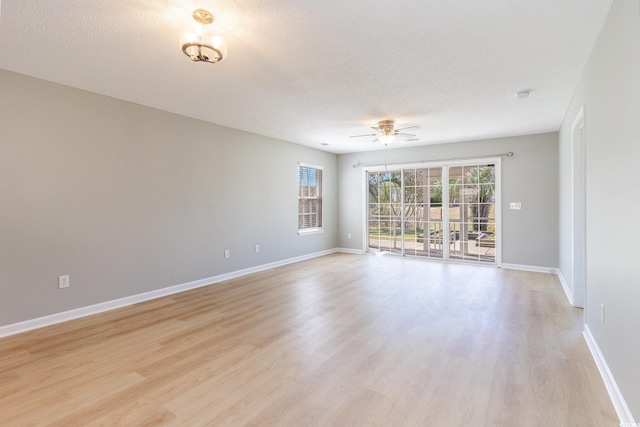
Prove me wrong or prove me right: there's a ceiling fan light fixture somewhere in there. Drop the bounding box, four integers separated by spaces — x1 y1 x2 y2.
350 119 419 146
379 133 395 145
377 120 397 145
181 9 227 64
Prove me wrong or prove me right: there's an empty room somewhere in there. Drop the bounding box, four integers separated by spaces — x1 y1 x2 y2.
1 0 638 425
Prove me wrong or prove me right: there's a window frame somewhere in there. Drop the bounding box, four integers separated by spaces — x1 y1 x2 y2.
298 163 324 235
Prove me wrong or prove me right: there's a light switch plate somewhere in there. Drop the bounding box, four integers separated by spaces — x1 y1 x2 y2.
509 202 522 210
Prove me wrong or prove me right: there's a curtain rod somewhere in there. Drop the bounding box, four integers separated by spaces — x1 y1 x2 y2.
352 152 513 168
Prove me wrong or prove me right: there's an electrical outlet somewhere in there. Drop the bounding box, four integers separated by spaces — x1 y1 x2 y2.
255 244 260 253
347 233 352 240
224 249 230 259
58 275 70 289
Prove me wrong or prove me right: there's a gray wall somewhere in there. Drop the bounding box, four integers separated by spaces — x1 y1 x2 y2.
559 0 640 418
0 69 338 326
337 133 559 268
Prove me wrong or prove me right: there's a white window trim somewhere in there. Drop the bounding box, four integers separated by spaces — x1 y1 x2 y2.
298 227 324 236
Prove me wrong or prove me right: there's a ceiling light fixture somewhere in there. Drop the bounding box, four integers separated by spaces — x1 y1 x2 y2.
377 120 397 146
350 120 419 146
181 9 227 64
379 133 396 146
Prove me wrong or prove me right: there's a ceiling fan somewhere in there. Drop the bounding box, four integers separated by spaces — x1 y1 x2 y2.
350 120 420 145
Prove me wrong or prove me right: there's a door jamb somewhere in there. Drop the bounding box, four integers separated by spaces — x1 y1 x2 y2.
571 105 587 308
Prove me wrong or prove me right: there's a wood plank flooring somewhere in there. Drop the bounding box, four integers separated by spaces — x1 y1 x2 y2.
0 254 618 426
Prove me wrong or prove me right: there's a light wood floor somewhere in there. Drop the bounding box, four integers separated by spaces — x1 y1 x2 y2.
0 254 618 426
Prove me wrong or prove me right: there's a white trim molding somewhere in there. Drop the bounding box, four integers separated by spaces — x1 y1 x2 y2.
583 325 636 424
336 247 366 255
0 248 343 339
570 104 587 309
500 263 558 274
556 269 574 305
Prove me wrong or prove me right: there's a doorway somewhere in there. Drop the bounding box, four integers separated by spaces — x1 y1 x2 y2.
367 160 499 264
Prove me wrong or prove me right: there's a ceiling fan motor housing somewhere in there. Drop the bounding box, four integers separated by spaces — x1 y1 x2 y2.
377 120 395 136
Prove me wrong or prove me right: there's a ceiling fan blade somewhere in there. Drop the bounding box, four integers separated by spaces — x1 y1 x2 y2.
370 126 382 131
395 132 417 137
350 133 378 138
395 125 421 132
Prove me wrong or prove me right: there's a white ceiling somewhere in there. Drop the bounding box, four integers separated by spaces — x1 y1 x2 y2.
0 0 612 154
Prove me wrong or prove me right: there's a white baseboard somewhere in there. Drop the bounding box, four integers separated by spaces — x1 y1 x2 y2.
556 270 575 306
0 248 340 339
500 263 558 274
335 247 366 255
583 325 636 424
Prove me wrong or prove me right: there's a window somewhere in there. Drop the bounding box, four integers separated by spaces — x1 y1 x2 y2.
298 163 323 234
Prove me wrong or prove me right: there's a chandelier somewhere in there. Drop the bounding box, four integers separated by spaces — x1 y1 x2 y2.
181 9 227 64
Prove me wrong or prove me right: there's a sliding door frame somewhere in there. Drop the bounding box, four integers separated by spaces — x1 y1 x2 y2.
362 158 502 266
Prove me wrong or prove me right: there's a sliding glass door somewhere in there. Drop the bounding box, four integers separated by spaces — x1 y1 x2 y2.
447 164 496 262
368 170 403 254
367 161 498 264
402 167 444 259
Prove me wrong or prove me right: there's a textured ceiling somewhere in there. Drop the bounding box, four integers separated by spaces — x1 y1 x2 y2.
0 0 612 153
